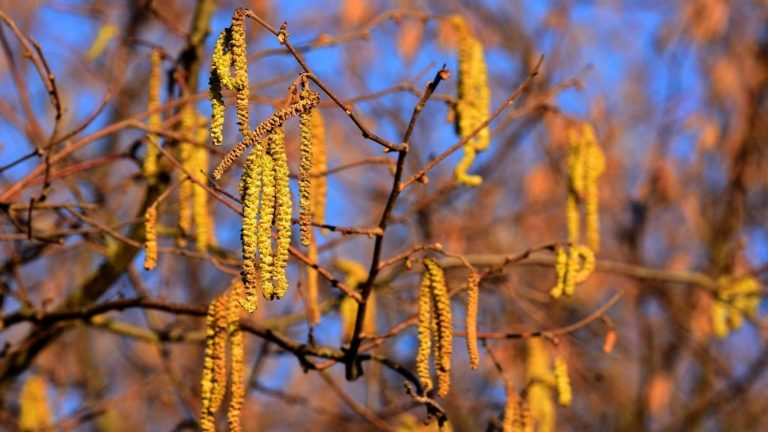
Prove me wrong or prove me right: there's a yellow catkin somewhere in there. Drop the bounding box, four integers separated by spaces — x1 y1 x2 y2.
208 10 250 147
298 100 314 247
712 276 762 338
416 265 434 393
269 128 292 300
583 126 605 252
424 257 453 397
563 247 580 297
310 109 327 229
192 117 212 253
200 293 228 431
554 357 572 407
143 205 158 271
212 90 320 180
305 240 320 325
572 244 595 284
502 382 521 432
566 124 605 251
452 15 491 187
258 146 276 299
239 147 261 313
526 339 555 432
144 49 162 185
549 245 567 299
466 270 480 370
208 30 228 147
227 280 246 432
19 375 53 431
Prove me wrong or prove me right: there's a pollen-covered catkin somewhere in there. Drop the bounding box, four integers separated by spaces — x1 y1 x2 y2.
424 257 453 397
452 15 491 187
269 128 292 299
192 117 212 253
416 265 434 393
310 109 327 228
466 270 480 370
19 375 53 431
572 245 595 284
200 293 228 432
502 382 521 432
554 357 572 407
239 147 261 313
526 339 555 432
227 280 246 432
258 146 276 299
298 100 314 247
208 30 228 147
143 205 158 271
550 245 567 299
144 49 162 184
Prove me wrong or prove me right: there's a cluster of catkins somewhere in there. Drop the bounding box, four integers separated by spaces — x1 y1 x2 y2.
550 123 605 298
451 15 491 186
205 10 323 314
143 49 213 272
199 280 247 432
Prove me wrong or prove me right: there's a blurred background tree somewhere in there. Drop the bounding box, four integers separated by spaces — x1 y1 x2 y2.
0 0 766 430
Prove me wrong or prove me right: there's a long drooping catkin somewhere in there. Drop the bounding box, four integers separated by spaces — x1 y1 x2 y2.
466 270 480 370
227 280 246 432
526 339 555 432
200 293 228 432
143 205 158 271
258 146 276 299
305 240 320 325
416 265 434 393
310 109 327 228
452 15 491 186
415 257 453 397
298 97 314 247
209 9 250 147
269 128 292 299
239 146 261 313
566 124 605 251
144 49 162 184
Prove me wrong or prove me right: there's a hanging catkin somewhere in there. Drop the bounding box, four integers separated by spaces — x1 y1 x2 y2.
200 293 228 432
310 109 327 229
452 15 491 187
466 270 480 370
143 204 158 271
269 128 292 300
526 338 555 432
258 143 276 299
227 280 246 432
416 258 453 397
239 146 262 313
298 92 314 247
144 49 162 184
416 264 434 393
